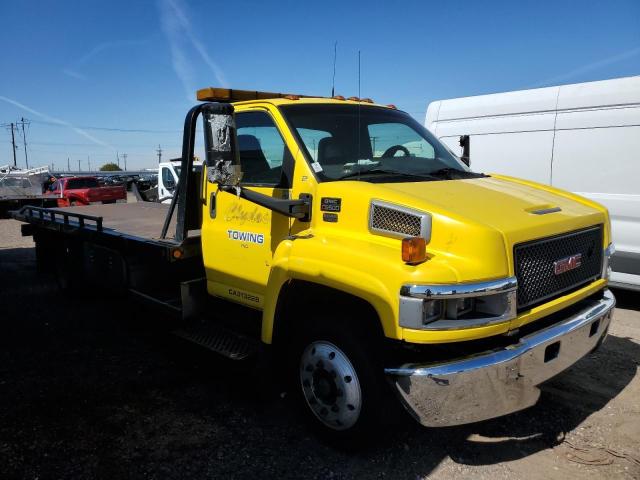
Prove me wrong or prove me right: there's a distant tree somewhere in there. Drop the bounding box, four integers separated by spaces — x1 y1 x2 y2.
100 163 122 172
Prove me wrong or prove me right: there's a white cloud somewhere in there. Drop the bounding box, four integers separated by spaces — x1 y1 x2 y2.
0 95 114 150
529 46 640 88
158 0 227 102
62 69 86 81
62 39 149 80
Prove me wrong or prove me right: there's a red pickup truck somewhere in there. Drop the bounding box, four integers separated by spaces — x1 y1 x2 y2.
46 176 126 207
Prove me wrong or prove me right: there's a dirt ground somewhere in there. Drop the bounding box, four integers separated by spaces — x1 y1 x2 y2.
0 218 638 480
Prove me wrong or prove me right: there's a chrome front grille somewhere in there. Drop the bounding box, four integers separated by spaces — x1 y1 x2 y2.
514 225 603 310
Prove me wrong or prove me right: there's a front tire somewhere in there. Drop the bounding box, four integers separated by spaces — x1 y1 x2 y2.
293 322 395 445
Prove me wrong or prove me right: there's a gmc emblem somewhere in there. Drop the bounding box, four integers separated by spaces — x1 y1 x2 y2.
554 253 582 275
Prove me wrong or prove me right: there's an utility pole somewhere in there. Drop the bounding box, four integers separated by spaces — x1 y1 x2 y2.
78 159 81 171
156 144 162 164
67 157 70 171
4 123 18 167
18 117 30 169
121 153 128 171
1 122 19 166
88 156 91 172
9 123 17 167
116 151 120 168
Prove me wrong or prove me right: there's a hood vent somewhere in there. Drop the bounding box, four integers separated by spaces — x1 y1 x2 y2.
369 200 431 240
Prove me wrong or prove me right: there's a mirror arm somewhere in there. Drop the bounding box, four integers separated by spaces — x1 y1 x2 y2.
459 134 470 166
220 186 311 221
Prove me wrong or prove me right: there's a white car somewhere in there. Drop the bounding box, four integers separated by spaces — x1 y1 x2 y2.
426 76 640 291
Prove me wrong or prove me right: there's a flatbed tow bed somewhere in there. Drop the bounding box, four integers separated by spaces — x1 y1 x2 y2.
14 200 199 253
13 197 206 317
13 198 259 358
19 202 185 241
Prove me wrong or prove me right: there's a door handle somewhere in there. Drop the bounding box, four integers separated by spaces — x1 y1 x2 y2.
209 191 217 218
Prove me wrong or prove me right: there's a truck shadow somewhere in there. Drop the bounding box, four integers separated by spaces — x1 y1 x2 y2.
435 334 639 466
1 246 638 478
161 320 639 478
611 287 640 311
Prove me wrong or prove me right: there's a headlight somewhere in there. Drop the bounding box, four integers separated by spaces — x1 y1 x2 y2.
399 277 517 330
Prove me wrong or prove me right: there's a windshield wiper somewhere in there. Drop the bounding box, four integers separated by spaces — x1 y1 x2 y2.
428 167 485 179
338 168 436 181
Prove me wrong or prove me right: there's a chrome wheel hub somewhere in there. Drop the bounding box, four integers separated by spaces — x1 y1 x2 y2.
299 341 362 430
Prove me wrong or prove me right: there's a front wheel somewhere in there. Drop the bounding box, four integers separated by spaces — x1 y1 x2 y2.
293 323 398 445
300 341 363 431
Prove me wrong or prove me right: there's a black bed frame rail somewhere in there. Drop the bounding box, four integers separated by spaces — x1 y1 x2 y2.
16 205 103 232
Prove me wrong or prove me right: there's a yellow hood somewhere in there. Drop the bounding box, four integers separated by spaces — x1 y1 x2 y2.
313 175 608 283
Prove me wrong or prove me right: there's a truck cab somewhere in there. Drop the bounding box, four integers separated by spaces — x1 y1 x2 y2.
197 90 614 436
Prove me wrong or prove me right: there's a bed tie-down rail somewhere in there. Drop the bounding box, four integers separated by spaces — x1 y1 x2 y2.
13 205 103 232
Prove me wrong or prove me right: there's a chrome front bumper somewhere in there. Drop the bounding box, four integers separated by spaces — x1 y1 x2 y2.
385 289 615 427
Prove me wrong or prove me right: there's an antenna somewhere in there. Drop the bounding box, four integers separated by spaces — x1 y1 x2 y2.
358 50 361 99
331 41 338 97
357 50 362 180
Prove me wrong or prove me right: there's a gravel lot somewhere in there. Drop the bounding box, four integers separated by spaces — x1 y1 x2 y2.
1 218 638 479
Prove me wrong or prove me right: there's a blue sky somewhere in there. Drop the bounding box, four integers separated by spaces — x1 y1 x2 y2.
1 0 639 170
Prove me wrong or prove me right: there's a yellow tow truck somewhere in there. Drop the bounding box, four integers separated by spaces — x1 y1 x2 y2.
14 88 615 442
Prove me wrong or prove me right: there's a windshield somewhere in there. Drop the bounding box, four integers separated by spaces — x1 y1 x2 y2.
280 104 476 182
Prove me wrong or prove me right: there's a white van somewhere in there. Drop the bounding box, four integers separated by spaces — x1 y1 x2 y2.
158 160 182 204
426 76 640 291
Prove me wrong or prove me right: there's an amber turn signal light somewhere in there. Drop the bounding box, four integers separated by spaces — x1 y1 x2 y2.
402 237 427 264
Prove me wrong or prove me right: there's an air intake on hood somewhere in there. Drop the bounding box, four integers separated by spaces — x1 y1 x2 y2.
369 200 431 240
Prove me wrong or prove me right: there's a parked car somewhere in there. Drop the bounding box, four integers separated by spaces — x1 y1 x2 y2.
46 176 126 207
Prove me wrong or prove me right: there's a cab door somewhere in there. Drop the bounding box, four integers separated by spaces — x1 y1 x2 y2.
201 108 294 309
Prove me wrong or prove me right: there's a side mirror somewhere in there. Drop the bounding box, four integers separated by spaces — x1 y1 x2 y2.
459 135 470 166
202 103 243 187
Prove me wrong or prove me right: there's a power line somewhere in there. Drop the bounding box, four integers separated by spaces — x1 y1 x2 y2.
29 119 181 134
